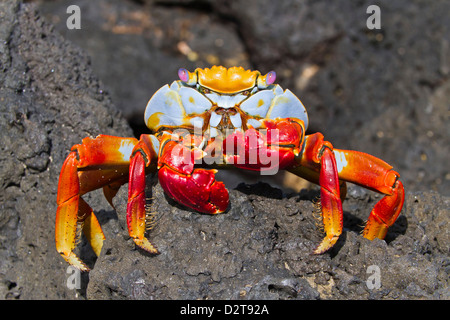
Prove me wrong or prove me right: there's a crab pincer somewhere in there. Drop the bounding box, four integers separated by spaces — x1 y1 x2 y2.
158 140 229 214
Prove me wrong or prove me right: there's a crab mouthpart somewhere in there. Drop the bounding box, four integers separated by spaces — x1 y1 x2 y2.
208 106 244 138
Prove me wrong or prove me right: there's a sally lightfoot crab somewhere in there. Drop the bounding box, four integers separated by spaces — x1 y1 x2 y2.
56 66 405 271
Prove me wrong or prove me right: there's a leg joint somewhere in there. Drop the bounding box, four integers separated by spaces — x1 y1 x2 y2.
300 133 334 166
131 135 158 168
318 143 334 160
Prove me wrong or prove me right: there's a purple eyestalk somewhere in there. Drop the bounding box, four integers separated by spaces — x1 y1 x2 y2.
266 71 276 85
178 68 189 82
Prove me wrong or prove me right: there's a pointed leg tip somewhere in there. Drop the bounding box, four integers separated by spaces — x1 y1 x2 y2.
134 238 159 255
61 251 91 272
312 235 339 255
78 265 91 272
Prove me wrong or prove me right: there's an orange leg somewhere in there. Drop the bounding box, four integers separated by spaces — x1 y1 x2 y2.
333 149 405 240
291 133 405 253
56 135 138 271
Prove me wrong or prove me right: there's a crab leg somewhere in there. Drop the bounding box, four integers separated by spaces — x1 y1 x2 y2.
56 152 92 271
291 132 404 253
56 152 112 271
332 149 405 240
314 145 344 253
127 135 159 253
56 135 138 271
285 133 342 253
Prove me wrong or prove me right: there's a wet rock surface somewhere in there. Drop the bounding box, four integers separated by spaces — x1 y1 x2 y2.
0 0 448 300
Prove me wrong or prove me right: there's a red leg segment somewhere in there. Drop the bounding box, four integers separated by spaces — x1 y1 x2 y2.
314 146 344 254
289 133 345 253
127 135 159 253
363 180 404 239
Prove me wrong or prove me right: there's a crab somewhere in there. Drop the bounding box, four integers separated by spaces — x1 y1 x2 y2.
56 66 405 271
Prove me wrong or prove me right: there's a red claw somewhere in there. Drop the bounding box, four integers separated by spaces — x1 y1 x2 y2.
158 167 228 214
158 141 229 214
223 119 303 173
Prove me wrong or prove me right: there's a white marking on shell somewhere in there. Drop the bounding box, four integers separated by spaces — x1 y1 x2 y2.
144 85 183 128
229 114 242 128
247 118 263 129
266 88 309 129
149 134 160 154
209 112 222 127
239 85 309 129
206 93 247 109
179 86 212 115
239 90 275 118
169 80 180 90
209 127 219 138
190 116 204 129
144 81 212 130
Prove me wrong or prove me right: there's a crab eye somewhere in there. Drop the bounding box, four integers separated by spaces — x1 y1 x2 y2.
178 68 189 82
266 71 276 85
241 90 250 96
257 70 277 89
202 87 211 94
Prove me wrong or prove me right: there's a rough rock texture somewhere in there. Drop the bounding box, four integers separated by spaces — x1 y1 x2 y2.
0 0 448 300
85 181 449 300
0 0 132 299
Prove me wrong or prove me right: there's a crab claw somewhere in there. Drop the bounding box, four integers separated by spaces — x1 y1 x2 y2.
223 119 304 174
158 140 229 214
159 166 228 214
